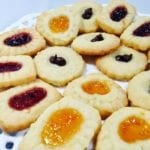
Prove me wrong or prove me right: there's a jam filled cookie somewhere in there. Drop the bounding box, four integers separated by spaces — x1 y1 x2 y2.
0 79 61 132
72 0 102 33
96 45 147 81
128 71 150 110
34 47 85 86
97 0 136 35
71 32 120 56
36 7 80 46
0 28 46 56
121 17 150 51
0 55 36 88
19 97 101 150
64 73 127 118
96 107 150 150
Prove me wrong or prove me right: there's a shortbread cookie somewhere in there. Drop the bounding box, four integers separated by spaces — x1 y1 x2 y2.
36 7 80 46
128 71 150 110
121 17 150 51
96 45 147 81
0 79 61 132
72 0 102 33
97 0 136 35
96 107 150 150
19 97 101 150
71 32 120 55
34 47 85 86
64 73 127 118
0 28 46 56
0 55 36 88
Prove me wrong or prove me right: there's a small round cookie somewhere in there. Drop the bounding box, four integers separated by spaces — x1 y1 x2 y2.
34 47 85 86
0 28 46 56
96 45 147 81
96 107 150 150
121 17 150 51
71 32 120 56
97 0 136 35
19 97 101 150
36 7 80 46
127 71 150 110
72 0 102 33
64 73 128 118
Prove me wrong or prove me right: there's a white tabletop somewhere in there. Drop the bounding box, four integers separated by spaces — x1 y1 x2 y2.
0 0 150 31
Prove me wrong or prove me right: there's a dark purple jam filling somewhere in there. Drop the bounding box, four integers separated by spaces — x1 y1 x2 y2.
115 54 133 62
91 34 104 42
49 54 66 66
82 8 93 19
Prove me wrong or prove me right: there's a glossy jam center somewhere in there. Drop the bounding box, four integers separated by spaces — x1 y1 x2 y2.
91 34 104 42
9 87 47 110
41 108 83 146
49 55 66 66
82 8 93 19
115 54 133 62
49 16 69 33
82 80 110 95
118 116 150 143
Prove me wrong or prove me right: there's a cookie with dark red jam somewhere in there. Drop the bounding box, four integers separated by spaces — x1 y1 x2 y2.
97 0 136 35
0 28 46 56
0 55 36 88
121 17 150 51
19 97 100 150
96 107 150 150
0 79 61 132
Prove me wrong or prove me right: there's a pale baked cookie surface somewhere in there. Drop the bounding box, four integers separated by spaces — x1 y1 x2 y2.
71 32 120 56
0 55 36 88
64 73 127 118
0 79 61 132
128 71 150 110
34 47 85 86
96 107 150 150
19 97 101 150
96 45 147 81
97 0 136 35
0 28 46 56
36 7 80 46
72 0 102 33
121 17 150 51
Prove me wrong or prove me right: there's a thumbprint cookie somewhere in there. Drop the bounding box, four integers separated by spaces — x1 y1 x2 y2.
19 97 101 150
36 7 80 46
96 107 150 150
96 45 147 81
97 0 136 35
0 28 46 56
0 79 61 132
0 55 36 88
72 0 102 33
71 32 120 56
64 73 127 118
121 17 150 51
34 47 85 86
128 71 150 110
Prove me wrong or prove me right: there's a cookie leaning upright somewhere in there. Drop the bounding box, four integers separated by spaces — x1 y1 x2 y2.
36 7 80 46
97 0 136 35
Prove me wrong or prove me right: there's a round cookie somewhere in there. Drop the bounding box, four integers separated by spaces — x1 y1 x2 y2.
71 32 120 56
96 107 150 150
97 0 136 35
96 45 147 81
0 28 46 56
34 46 85 86
121 17 150 51
36 7 80 46
72 0 102 33
127 71 150 110
64 73 128 118
19 97 101 150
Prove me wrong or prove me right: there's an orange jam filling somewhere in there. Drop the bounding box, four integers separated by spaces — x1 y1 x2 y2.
41 108 83 146
118 116 150 143
82 80 110 95
49 16 69 33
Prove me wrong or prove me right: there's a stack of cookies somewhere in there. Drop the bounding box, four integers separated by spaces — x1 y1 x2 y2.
0 0 149 149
